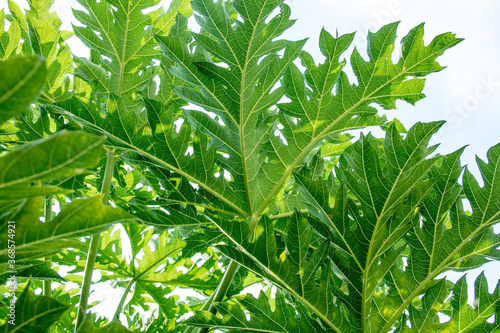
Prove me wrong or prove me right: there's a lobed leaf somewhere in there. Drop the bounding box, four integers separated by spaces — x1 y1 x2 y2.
186 290 325 332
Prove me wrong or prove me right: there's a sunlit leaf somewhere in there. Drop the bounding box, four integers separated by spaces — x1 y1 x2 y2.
186 290 325 332
0 285 68 333
0 56 46 124
0 131 105 191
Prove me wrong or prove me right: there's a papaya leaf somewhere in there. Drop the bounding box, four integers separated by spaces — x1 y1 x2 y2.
58 223 235 329
92 224 222 293
386 143 500 330
0 56 46 125
72 0 191 99
149 0 460 226
443 272 500 332
0 260 64 285
0 285 69 333
0 131 105 191
290 122 445 329
156 0 307 215
186 290 325 332
0 8 22 59
0 196 135 260
213 212 353 332
6 0 74 102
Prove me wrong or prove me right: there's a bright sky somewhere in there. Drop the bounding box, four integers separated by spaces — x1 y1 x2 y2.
3 0 499 322
285 0 500 176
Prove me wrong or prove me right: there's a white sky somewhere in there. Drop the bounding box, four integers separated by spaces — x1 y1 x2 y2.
285 0 500 176
3 0 499 320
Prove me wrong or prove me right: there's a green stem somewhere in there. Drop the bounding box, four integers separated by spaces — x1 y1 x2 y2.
208 260 240 312
43 195 53 298
74 150 115 332
183 260 240 333
247 215 260 242
183 292 217 333
199 260 240 333
112 278 135 322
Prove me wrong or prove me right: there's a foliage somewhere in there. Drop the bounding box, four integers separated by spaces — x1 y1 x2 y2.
0 0 499 332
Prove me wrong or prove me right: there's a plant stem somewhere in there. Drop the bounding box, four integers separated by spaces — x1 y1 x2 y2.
112 278 135 322
182 292 216 333
74 150 115 332
183 260 239 333
43 195 53 298
208 260 239 312
184 260 240 333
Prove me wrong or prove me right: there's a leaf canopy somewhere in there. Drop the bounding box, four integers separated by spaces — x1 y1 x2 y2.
1 0 499 332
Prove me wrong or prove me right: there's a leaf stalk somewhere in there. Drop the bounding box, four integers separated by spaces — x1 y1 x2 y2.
112 278 135 322
74 149 115 332
43 195 53 298
184 260 240 333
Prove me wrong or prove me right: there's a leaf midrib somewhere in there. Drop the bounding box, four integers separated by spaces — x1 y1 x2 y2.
0 135 105 189
239 0 268 217
428 153 463 274
0 57 43 105
52 106 248 216
380 208 500 332
361 129 440 330
254 37 456 218
117 0 133 95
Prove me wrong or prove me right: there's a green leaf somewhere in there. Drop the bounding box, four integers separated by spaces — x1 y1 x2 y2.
72 0 191 97
0 285 69 332
392 143 500 331
65 223 228 327
6 0 74 102
0 56 46 125
444 272 500 332
156 0 307 215
0 9 22 59
186 290 325 332
211 120 499 332
0 185 72 201
401 279 453 332
267 23 460 217
0 196 135 260
149 4 460 226
0 131 105 191
290 122 444 329
213 212 353 332
0 260 64 285
94 224 222 293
